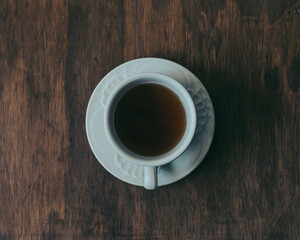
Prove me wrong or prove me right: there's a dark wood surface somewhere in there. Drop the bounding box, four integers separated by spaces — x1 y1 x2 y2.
1 0 299 239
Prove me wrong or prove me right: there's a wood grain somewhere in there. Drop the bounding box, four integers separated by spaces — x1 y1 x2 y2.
0 0 299 239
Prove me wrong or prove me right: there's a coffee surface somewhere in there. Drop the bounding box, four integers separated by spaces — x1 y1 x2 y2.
114 83 186 157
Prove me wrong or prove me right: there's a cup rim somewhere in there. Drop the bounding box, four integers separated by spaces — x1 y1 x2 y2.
104 72 197 167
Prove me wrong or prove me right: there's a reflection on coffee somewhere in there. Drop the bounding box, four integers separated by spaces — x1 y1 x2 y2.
114 83 186 157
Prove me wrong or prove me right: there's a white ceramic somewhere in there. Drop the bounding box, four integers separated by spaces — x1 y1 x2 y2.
86 58 215 189
104 72 197 189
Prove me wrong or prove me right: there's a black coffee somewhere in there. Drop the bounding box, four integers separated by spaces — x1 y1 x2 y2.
114 83 186 157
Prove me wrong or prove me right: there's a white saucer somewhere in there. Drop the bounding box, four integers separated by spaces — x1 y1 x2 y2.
86 58 215 187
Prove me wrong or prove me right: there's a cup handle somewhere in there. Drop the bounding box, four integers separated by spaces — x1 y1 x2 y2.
144 166 157 190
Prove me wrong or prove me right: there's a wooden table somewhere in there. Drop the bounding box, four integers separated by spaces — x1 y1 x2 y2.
1 0 299 239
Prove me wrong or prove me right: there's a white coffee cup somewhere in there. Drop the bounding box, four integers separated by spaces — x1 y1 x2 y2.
104 73 196 189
